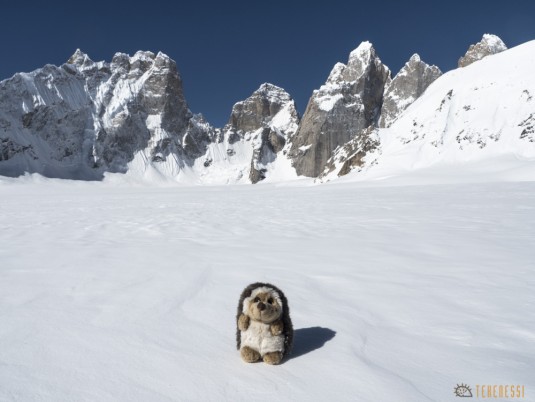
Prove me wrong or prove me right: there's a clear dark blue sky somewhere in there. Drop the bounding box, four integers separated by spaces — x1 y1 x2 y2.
2 1 534 127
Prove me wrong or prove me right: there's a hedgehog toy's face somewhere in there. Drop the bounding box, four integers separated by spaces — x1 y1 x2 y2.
244 288 283 324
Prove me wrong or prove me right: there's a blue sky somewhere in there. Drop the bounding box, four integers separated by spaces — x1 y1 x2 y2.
2 0 534 126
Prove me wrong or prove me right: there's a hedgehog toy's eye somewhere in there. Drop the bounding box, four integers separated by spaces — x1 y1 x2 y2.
268 298 273 304
253 297 260 303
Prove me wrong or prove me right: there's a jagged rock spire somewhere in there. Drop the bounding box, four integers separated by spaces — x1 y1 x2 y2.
223 82 299 183
289 41 390 177
379 53 442 127
67 49 93 66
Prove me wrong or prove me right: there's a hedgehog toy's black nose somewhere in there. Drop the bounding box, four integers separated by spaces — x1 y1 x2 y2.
258 302 266 311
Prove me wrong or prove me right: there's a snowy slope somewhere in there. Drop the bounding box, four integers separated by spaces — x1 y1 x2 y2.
325 39 535 181
0 178 534 401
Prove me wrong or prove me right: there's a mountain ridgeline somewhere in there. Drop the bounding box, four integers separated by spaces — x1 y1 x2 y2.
1 34 532 183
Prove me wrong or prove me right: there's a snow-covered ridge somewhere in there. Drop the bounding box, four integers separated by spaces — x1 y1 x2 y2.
327 38 535 181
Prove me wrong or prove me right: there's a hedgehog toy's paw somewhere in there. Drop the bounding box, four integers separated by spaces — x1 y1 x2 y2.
270 320 283 336
240 346 261 363
263 351 282 365
238 314 250 331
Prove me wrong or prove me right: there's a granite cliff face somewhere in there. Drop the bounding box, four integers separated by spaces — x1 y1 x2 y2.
379 54 442 128
458 34 507 68
288 42 390 177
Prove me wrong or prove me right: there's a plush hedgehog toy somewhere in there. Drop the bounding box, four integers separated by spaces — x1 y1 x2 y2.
236 282 293 365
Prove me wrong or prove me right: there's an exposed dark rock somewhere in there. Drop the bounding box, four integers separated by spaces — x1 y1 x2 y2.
321 126 380 178
248 127 286 183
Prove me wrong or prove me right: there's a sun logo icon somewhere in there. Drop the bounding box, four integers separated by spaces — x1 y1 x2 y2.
454 383 473 397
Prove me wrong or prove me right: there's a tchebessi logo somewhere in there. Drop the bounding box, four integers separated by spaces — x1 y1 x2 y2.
454 384 473 397
454 383 525 399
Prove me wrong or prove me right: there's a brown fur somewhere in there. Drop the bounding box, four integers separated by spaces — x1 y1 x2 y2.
238 314 250 331
270 319 283 336
263 351 282 365
240 346 261 363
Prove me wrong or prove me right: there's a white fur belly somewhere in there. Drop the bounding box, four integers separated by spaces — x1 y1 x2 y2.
240 321 284 356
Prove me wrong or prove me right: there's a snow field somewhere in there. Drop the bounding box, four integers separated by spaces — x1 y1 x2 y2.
0 179 534 401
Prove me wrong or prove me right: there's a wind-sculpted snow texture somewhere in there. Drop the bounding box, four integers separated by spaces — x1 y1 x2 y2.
0 179 534 401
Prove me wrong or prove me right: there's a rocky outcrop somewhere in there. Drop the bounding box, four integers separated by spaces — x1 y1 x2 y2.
379 54 441 128
0 49 212 178
221 83 299 183
289 41 390 177
321 126 380 178
226 83 297 134
458 34 507 68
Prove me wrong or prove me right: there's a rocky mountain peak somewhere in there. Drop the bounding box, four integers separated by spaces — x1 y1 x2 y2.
219 83 299 183
153 52 174 69
408 53 421 63
67 49 94 68
254 83 292 104
289 41 390 177
128 51 159 76
347 41 374 65
458 34 507 68
326 41 385 84
325 63 346 85
379 53 442 127
481 34 507 50
110 52 130 71
226 83 298 134
131 50 156 61
108 51 176 76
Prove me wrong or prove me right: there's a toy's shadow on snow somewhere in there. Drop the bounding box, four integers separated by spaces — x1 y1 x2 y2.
289 327 336 360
